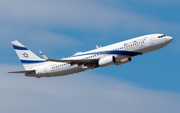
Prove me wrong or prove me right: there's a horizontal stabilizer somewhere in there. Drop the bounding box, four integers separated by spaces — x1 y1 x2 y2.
8 70 35 74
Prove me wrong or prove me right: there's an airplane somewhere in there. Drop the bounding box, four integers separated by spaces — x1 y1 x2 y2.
9 34 173 78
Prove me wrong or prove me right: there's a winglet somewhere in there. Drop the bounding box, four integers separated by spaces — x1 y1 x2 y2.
39 51 50 60
95 45 99 49
95 45 102 49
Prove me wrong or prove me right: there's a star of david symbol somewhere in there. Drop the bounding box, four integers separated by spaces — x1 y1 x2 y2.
23 53 29 58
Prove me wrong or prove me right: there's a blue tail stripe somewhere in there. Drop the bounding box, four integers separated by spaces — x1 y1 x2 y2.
13 45 28 50
21 60 46 63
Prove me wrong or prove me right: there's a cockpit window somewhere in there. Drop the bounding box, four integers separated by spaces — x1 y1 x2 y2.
158 35 166 38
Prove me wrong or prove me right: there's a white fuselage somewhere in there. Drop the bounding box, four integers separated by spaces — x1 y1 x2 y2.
25 34 173 78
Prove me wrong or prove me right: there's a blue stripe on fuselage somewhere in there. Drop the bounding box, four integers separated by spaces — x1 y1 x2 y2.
108 51 141 56
13 45 28 50
21 60 46 63
71 50 141 57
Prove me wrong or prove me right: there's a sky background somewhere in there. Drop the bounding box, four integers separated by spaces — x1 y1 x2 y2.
0 0 180 113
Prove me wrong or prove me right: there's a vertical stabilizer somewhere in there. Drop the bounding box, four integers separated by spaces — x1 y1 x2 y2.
11 40 46 70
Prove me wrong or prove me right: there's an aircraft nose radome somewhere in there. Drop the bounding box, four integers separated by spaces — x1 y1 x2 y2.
168 37 173 42
166 36 173 42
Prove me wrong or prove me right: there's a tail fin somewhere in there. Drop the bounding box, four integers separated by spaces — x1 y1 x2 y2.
11 40 46 70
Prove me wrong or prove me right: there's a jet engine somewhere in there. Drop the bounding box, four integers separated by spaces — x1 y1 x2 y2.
114 58 131 66
98 56 116 67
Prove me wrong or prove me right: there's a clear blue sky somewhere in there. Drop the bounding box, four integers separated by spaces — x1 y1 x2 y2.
0 0 180 113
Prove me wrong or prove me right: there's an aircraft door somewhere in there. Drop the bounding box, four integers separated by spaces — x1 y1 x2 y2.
44 67 48 75
150 37 154 45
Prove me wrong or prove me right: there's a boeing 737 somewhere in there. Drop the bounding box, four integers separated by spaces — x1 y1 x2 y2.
9 34 173 78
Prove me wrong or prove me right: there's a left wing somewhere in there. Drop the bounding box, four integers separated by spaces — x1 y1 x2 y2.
40 51 99 66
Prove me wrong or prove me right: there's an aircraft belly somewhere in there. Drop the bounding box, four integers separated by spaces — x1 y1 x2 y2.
47 65 86 77
60 66 85 75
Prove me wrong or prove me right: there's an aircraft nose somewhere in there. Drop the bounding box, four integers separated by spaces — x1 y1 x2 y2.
166 36 173 43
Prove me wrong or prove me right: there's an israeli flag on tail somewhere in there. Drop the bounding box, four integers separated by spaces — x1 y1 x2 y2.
11 40 46 70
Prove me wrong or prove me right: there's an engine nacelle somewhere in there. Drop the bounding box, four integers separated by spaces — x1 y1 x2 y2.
114 58 131 66
98 56 116 67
